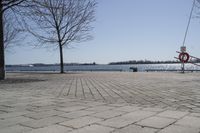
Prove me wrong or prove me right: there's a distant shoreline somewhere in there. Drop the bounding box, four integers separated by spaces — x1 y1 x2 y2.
6 62 200 67
108 60 200 65
108 62 181 65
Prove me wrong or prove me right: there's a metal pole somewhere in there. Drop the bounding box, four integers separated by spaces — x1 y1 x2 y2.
182 62 185 73
181 0 195 73
182 0 195 47
182 59 185 73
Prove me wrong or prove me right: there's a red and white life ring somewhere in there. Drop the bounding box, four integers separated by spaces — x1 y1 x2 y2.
179 52 190 63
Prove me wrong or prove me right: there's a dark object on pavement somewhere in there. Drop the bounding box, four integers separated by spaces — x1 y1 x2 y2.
130 67 138 72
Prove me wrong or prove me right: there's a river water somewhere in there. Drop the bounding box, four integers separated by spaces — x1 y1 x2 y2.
6 63 200 72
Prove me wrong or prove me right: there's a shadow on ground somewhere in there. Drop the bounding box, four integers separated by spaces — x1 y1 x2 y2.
0 78 47 84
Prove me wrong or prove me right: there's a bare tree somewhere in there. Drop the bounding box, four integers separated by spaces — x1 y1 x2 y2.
3 12 25 49
0 0 27 80
24 0 96 73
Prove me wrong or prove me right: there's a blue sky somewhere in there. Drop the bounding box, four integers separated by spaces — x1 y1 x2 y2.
6 0 200 64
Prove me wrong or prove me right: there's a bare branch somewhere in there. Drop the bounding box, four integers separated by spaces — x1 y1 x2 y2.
2 0 27 13
3 11 26 49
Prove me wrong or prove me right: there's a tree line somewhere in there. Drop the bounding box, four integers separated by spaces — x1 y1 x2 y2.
0 0 97 80
109 59 200 65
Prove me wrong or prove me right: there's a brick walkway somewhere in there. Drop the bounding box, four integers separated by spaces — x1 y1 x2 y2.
0 72 200 133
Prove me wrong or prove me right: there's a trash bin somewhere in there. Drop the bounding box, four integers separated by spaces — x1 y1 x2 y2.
130 67 138 72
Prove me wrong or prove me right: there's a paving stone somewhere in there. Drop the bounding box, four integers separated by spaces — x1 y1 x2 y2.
0 110 6 114
189 113 200 117
0 125 31 133
142 107 165 112
97 111 155 128
58 103 90 108
29 101 55 107
91 110 125 119
84 102 106 107
24 110 64 120
0 111 31 119
157 110 188 119
57 106 88 112
85 106 115 112
59 116 102 129
158 125 200 133
0 116 32 128
69 124 114 133
121 110 156 121
136 116 176 129
97 116 136 128
192 108 200 113
58 110 95 119
109 103 127 107
26 125 72 133
20 116 67 128
113 105 141 112
8 106 30 112
0 106 10 112
113 124 158 133
176 116 200 128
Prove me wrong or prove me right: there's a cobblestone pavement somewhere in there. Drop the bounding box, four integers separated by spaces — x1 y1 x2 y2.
0 72 200 133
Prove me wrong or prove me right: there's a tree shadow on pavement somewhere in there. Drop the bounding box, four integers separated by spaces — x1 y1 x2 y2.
0 78 47 84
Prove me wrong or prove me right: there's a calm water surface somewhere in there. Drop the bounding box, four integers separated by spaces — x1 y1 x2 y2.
6 64 200 72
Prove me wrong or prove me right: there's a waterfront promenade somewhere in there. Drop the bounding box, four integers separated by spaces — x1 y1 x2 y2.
0 72 200 133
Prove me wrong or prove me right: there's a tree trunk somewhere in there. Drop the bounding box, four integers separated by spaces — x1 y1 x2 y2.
59 43 64 73
0 2 5 80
